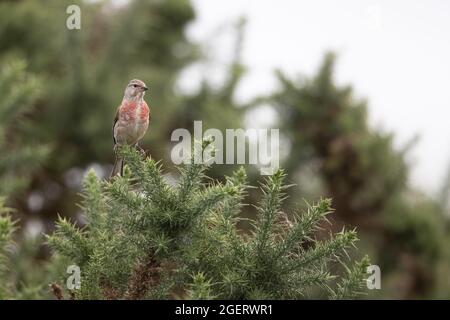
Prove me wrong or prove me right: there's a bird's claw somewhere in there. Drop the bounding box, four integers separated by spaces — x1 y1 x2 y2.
135 144 146 158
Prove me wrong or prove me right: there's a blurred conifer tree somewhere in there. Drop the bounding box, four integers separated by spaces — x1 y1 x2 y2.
257 53 448 298
0 60 53 299
0 0 244 229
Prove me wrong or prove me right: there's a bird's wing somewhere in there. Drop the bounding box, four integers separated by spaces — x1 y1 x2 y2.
112 105 120 145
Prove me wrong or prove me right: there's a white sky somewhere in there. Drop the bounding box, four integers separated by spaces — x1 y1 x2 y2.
183 0 450 194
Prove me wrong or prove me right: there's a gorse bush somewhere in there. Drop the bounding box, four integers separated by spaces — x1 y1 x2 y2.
0 198 15 299
47 141 369 300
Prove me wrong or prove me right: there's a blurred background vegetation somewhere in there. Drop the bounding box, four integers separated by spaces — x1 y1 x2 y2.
0 0 449 299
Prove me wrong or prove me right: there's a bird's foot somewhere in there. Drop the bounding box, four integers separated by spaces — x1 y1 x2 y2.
135 144 146 158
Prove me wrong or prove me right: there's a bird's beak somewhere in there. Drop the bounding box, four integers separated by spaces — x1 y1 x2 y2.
142 86 149 91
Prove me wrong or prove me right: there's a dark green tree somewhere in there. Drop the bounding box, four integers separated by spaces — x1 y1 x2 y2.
257 53 448 298
0 60 53 299
0 0 246 230
0 59 48 197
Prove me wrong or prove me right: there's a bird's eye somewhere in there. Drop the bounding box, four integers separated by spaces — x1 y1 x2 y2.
133 84 138 88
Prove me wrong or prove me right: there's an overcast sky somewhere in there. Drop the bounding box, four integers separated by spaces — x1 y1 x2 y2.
182 0 450 194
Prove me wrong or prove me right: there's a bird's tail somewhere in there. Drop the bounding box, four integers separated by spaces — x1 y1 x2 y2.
110 156 124 178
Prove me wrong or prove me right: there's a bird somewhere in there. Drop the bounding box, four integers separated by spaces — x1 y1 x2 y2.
110 79 150 178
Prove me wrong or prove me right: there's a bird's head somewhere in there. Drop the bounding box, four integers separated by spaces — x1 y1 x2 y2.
123 79 149 101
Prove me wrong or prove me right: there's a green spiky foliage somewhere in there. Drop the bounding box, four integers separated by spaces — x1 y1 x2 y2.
0 198 15 299
0 197 65 300
47 142 369 300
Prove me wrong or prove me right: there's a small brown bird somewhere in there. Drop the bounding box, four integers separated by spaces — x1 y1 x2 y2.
110 79 150 177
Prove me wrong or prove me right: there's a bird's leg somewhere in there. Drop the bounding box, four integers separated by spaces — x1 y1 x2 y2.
135 142 146 158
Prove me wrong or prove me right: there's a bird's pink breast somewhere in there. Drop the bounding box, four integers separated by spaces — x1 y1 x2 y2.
115 100 150 145
120 101 150 122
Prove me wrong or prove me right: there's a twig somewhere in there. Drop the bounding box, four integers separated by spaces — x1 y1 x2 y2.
123 249 161 300
50 282 64 300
